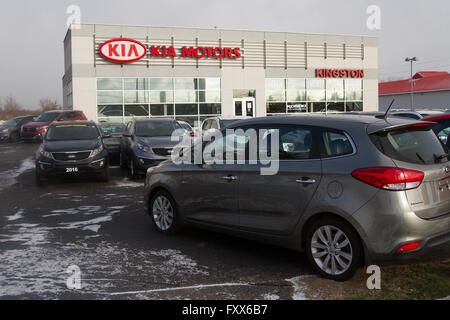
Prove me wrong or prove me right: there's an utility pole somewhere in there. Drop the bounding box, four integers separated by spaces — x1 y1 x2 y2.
405 57 417 110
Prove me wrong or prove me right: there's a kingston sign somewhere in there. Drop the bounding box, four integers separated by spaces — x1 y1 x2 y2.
315 69 364 78
99 38 241 63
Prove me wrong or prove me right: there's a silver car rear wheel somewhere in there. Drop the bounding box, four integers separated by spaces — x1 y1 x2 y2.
152 195 174 231
311 225 353 276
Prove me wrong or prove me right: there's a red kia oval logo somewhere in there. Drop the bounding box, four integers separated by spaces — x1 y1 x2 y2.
99 38 147 63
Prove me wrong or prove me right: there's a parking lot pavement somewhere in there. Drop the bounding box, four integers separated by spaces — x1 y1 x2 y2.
0 142 312 300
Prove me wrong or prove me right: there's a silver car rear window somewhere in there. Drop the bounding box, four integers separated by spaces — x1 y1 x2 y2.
369 127 447 165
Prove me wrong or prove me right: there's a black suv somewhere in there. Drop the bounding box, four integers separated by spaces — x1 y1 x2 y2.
119 118 187 178
35 121 110 185
0 116 34 142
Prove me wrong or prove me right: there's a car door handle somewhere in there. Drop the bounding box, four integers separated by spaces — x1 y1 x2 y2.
222 175 237 181
296 178 316 184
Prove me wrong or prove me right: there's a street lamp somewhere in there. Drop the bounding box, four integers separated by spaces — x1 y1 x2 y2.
405 57 417 110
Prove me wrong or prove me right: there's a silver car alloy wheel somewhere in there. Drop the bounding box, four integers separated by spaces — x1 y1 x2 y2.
311 225 353 275
152 195 174 231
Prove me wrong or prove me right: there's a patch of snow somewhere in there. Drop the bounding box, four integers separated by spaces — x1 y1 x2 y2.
262 293 280 300
0 157 34 190
6 209 24 221
113 178 142 188
82 225 101 233
285 275 313 300
58 215 113 230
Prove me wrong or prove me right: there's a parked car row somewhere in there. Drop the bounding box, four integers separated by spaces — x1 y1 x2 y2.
15 112 450 281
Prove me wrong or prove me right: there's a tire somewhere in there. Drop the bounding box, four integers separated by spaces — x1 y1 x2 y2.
305 216 362 281
119 152 128 170
149 190 181 234
9 132 18 143
130 158 139 179
35 167 46 187
97 168 110 182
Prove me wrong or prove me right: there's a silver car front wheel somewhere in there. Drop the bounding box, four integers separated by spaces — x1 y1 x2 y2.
152 195 174 231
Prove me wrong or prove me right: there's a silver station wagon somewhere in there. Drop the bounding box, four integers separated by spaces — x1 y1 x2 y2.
144 115 450 281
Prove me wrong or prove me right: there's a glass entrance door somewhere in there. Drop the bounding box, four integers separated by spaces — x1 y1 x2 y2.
233 97 255 117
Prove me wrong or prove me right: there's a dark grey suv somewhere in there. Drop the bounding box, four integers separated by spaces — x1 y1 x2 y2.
144 115 450 281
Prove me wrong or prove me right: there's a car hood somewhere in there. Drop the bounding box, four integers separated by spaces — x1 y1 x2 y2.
23 121 51 128
43 139 100 152
136 135 183 148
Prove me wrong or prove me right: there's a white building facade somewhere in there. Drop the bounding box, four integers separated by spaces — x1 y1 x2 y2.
63 24 379 125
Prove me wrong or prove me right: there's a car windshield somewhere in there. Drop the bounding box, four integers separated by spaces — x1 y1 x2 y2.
35 112 60 122
98 123 126 134
135 121 177 137
4 118 19 126
219 119 241 128
45 124 100 141
179 122 192 131
370 126 447 164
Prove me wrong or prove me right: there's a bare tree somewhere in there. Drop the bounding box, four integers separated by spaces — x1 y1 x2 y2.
0 95 25 119
39 98 61 112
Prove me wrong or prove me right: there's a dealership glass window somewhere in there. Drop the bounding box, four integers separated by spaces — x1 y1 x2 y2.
124 104 149 117
150 91 174 103
345 102 363 112
326 79 344 102
97 91 123 104
98 105 124 117
175 104 198 115
345 79 363 101
97 78 123 90
306 79 326 102
327 102 345 112
266 89 285 102
286 78 307 102
199 78 220 90
97 77 221 123
267 102 287 114
123 78 148 90
150 104 174 116
308 102 326 113
198 91 221 103
174 90 198 103
174 78 197 90
200 103 221 115
124 91 149 104
149 78 173 90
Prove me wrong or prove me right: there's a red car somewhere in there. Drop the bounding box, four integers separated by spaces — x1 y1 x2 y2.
21 110 87 141
421 114 450 148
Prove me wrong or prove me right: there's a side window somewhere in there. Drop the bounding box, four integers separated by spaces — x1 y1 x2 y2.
203 130 249 162
202 120 211 130
210 120 219 129
57 113 69 120
433 120 450 147
321 130 354 158
259 126 315 160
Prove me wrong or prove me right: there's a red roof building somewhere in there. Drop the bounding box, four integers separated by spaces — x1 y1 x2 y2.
379 71 450 110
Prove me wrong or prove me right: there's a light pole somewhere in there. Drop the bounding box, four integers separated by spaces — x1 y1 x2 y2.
405 57 417 110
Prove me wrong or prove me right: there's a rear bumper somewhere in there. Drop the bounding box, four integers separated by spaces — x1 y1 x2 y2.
352 190 450 263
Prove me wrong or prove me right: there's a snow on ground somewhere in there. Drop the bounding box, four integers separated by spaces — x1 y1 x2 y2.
0 157 34 190
6 208 24 221
285 276 312 300
113 178 143 188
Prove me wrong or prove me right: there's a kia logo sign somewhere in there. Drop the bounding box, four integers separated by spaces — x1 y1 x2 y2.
99 38 147 63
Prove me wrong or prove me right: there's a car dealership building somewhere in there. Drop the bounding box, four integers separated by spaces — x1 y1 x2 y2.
63 23 379 125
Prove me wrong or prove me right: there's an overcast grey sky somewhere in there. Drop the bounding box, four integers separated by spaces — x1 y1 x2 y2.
1 0 449 108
